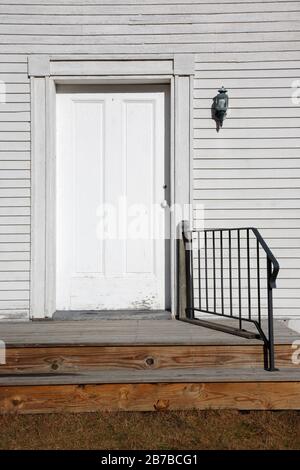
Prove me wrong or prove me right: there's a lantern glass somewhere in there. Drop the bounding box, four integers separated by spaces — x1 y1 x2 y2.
218 98 226 109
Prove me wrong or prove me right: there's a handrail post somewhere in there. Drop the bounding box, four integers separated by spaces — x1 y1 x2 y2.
267 258 277 371
184 229 194 319
176 221 189 319
177 220 194 320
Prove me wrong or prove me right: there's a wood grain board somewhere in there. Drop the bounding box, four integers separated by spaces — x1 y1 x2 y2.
0 319 297 347
2 367 300 387
1 382 300 414
0 344 297 376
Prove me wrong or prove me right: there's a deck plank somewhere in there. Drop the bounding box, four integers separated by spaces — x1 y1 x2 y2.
1 367 300 386
1 344 296 375
1 381 300 413
0 319 297 347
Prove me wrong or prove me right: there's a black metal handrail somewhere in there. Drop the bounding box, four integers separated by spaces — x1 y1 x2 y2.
180 221 280 371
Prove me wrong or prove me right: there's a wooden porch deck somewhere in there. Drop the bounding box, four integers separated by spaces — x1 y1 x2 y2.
0 318 300 412
0 317 297 346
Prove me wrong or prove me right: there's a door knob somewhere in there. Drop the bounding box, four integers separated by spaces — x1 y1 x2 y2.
161 200 168 208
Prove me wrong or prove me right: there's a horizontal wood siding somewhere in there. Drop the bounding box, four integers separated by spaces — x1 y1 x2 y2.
0 0 299 318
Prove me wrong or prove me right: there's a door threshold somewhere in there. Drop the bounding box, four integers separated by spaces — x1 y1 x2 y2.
53 310 172 321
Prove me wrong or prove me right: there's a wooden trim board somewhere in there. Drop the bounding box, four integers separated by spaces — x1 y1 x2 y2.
1 382 300 413
1 344 297 375
29 54 195 320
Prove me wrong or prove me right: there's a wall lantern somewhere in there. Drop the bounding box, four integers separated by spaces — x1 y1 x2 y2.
212 86 229 132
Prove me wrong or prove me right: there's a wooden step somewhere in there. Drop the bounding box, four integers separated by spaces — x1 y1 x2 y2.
0 343 297 376
1 380 300 414
1 319 299 413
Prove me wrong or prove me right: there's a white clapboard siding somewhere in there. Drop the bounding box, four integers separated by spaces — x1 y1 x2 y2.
0 198 30 207
0 242 29 251
0 143 30 152
0 225 29 234
0 217 30 225
0 63 27 73
0 105 30 115
200 210 299 220
195 277 297 290
0 170 30 179
192 290 300 302
2 85 30 94
2 20 300 35
193 149 300 160
0 113 30 123
194 158 300 169
194 139 300 149
0 252 30 261
196 51 300 62
0 234 30 242
195 118 300 128
3 43 300 54
192 266 300 280
0 1 299 319
193 214 300 230
0 208 30 217
0 260 29 270
0 74 28 83
195 78 300 88
0 180 30 188
0 132 29 141
0 272 29 281
194 200 300 210
194 169 300 179
0 300 29 308
0 11 299 23
0 289 29 300
0 161 29 170
0 281 29 290
195 108 300 119
2 32 300 45
196 68 300 78
194 181 300 191
196 62 300 72
195 98 299 109
196 91 297 102
0 95 30 103
0 0 296 4
0 189 30 198
0 3 299 14
195 129 300 139
0 122 30 131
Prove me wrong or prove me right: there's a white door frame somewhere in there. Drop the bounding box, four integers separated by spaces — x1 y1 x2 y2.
29 54 195 319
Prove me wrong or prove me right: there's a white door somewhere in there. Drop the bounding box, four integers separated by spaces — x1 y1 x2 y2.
56 87 169 311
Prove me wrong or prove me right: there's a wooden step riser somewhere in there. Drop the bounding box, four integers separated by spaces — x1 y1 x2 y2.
0 345 296 374
1 382 300 414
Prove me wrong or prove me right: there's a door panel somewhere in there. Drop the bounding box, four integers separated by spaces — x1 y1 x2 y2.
74 100 104 275
56 88 169 311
